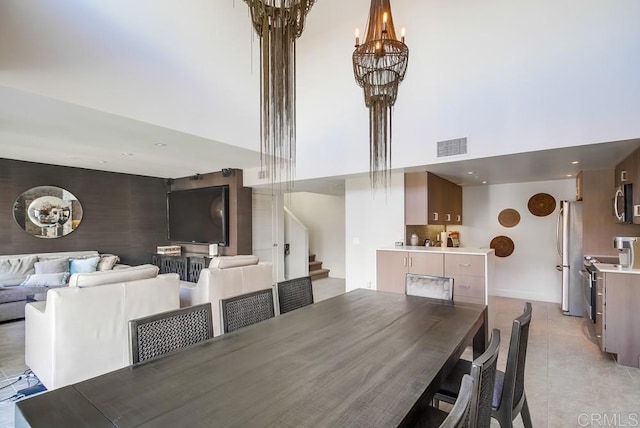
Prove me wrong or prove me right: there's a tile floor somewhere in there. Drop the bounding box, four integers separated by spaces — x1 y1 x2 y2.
1 283 639 428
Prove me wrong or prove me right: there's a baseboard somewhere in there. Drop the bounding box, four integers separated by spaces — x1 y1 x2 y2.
489 288 561 304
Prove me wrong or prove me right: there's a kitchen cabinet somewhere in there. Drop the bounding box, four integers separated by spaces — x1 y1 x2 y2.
444 254 486 305
595 269 640 368
376 250 443 294
376 248 493 305
576 171 583 201
614 147 640 224
405 172 462 226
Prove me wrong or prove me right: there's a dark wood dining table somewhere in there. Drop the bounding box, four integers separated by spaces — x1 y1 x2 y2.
16 289 487 428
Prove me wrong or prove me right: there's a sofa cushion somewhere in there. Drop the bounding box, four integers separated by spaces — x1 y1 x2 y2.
34 258 70 275
0 255 37 286
69 264 159 288
97 255 120 271
21 273 70 287
70 257 100 274
209 255 259 269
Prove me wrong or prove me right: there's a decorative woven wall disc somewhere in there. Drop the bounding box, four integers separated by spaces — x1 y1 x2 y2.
490 235 515 257
498 208 520 228
527 193 556 217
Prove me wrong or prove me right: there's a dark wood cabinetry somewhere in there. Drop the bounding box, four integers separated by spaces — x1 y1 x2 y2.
405 172 462 226
151 254 211 283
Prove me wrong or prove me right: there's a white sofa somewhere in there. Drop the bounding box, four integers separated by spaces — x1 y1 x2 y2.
25 264 180 390
179 256 273 337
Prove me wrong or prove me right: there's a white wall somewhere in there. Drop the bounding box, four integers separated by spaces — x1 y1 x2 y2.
286 192 346 278
459 179 576 303
345 173 405 292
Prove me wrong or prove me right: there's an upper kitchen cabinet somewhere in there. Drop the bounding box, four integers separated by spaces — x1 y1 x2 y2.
405 172 462 225
614 147 640 224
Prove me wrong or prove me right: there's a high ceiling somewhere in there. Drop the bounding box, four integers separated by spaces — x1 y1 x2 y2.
1 1 639 193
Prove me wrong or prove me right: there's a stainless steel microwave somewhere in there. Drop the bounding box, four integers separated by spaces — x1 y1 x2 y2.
613 183 633 223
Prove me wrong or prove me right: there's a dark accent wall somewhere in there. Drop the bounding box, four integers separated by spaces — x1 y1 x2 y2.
0 158 168 265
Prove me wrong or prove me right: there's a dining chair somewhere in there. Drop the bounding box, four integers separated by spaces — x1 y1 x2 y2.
277 276 314 314
406 273 454 301
129 303 213 364
221 288 275 333
416 328 500 427
415 374 474 427
436 302 533 428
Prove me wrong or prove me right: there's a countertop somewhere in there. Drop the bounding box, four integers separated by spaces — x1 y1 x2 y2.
379 246 495 256
594 263 640 275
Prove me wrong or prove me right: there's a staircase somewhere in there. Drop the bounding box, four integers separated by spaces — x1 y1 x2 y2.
309 254 330 280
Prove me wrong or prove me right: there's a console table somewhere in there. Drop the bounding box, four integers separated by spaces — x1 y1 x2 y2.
151 254 212 283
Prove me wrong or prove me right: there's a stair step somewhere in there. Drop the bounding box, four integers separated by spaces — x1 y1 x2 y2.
309 254 316 263
310 268 330 280
309 260 323 270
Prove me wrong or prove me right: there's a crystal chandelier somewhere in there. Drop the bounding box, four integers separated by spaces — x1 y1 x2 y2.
352 0 408 188
244 0 316 184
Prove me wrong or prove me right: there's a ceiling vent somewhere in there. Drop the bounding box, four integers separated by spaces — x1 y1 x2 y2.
437 138 468 158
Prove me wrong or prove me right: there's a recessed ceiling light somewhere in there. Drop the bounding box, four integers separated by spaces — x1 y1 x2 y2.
154 142 167 147
571 161 580 165
482 181 487 184
566 174 573 177
97 160 107 164
467 171 474 175
121 152 134 156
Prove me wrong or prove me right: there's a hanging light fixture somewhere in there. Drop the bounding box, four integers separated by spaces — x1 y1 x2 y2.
352 0 408 188
244 0 316 184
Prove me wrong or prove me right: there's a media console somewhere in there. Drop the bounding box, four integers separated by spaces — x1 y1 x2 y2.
151 253 212 283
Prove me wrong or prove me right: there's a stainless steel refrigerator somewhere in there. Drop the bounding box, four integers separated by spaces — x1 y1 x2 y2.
556 200 583 316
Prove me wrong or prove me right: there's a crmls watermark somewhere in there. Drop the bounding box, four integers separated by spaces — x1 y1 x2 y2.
578 413 640 427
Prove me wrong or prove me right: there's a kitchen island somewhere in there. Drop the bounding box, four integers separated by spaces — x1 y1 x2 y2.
593 263 640 368
376 246 495 305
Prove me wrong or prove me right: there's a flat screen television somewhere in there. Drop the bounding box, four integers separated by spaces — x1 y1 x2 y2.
167 186 229 245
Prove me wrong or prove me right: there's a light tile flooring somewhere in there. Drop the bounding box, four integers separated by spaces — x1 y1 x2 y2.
1 284 638 428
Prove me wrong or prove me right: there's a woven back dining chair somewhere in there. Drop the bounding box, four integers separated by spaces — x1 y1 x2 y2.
406 273 454 301
221 288 275 333
277 276 314 314
129 303 213 364
415 329 499 427
414 374 475 428
436 303 533 428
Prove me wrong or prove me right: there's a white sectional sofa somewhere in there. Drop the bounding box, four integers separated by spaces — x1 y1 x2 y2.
179 255 273 337
25 264 180 390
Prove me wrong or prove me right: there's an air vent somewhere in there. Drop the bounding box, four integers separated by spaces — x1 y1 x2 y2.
437 137 468 157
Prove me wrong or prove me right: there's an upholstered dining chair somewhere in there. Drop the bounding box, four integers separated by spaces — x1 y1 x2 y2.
129 303 213 364
220 288 275 333
436 302 533 428
277 276 314 314
406 273 454 301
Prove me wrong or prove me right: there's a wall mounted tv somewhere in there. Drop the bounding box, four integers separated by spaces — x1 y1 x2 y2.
167 186 229 245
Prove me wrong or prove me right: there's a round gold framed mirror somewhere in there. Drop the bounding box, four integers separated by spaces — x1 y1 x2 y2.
13 186 83 239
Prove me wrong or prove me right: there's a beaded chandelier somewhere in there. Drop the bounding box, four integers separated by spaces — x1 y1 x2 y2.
352 0 408 188
244 0 316 184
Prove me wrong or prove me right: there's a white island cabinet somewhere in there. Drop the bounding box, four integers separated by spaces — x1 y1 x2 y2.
376 247 495 305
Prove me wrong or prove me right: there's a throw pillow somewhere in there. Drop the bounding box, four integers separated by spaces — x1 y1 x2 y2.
96 255 120 271
34 258 69 275
0 255 38 286
21 272 70 287
69 257 100 274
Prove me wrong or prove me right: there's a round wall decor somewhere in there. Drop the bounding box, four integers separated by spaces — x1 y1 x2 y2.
527 193 556 217
490 235 515 257
13 186 83 239
498 208 520 228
